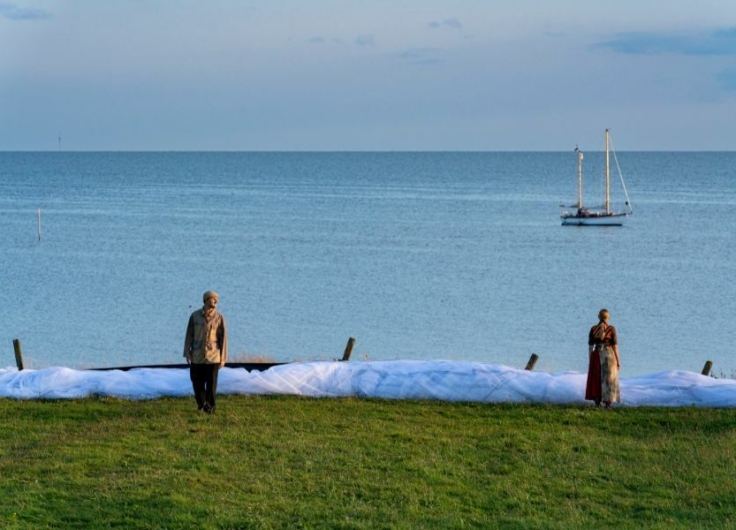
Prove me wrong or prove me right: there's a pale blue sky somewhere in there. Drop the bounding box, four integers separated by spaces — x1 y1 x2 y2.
1 1 735 150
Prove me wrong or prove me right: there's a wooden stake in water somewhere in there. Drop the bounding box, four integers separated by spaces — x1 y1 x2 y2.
702 361 713 376
37 208 41 241
525 353 539 371
341 337 356 361
13 339 24 371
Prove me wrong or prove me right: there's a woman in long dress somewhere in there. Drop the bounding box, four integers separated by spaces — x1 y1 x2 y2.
585 309 621 408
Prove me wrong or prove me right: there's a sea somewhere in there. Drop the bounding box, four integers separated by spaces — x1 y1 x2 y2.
1 151 734 377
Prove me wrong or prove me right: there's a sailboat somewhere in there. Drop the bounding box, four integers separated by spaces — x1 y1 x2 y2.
560 129 633 226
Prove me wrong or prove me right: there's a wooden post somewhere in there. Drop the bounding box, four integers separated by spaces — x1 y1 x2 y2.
525 353 539 371
702 361 713 376
13 339 24 371
341 337 356 361
37 208 42 241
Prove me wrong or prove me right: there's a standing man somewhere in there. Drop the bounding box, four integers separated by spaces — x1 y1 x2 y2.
183 290 228 413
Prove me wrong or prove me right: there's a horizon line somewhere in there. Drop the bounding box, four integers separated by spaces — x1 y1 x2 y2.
2 149 735 154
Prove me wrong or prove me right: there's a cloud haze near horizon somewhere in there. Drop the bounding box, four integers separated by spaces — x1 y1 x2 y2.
1 1 735 151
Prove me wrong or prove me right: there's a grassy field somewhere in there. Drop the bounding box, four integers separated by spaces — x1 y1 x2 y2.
1 395 735 529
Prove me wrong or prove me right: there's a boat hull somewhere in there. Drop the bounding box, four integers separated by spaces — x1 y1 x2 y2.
561 212 629 226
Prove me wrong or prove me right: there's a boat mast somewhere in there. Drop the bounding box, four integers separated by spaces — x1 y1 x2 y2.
605 128 610 214
577 149 583 209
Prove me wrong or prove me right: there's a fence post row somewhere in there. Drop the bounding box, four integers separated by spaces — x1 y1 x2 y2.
6 339 716 377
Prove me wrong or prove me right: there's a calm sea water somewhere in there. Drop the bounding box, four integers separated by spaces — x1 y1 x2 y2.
1 151 735 376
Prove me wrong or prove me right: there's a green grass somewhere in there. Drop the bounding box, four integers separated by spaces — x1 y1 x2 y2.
1 396 735 529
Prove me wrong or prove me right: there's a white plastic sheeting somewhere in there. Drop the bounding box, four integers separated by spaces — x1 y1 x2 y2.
2 361 736 407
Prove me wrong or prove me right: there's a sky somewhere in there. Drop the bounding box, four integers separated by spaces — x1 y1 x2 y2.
1 1 736 151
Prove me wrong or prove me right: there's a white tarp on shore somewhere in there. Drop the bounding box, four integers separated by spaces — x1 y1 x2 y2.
2 360 736 407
